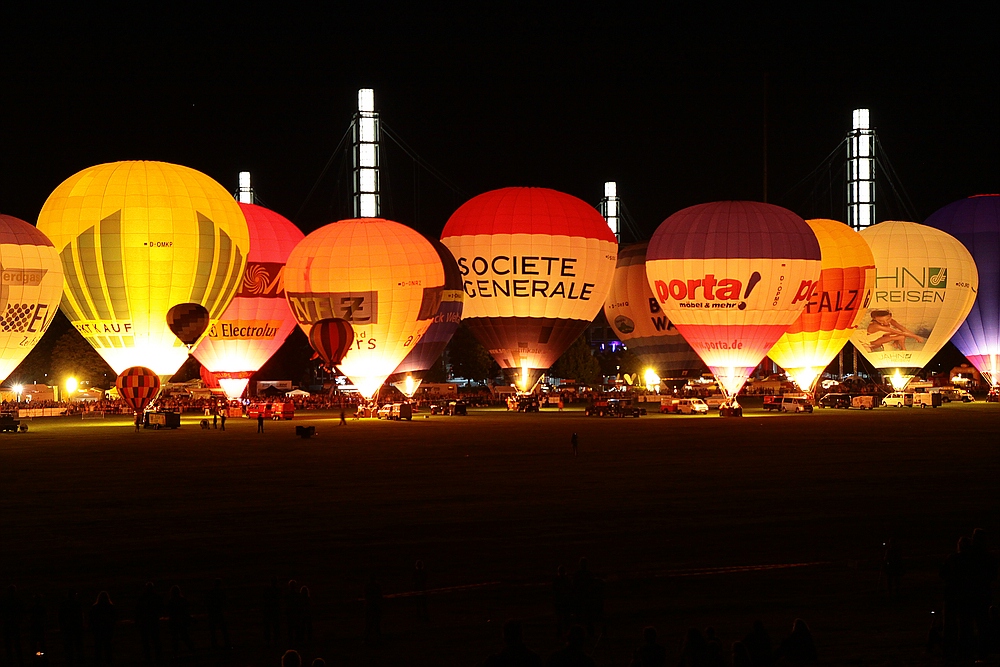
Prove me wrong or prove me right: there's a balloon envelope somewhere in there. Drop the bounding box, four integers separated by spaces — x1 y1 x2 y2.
193 202 305 399
767 219 875 391
604 242 704 378
389 238 464 394
646 201 822 398
850 221 979 387
440 187 617 390
37 161 250 378
116 366 161 414
167 303 210 348
0 214 64 384
284 218 445 400
924 195 1000 387
309 318 355 368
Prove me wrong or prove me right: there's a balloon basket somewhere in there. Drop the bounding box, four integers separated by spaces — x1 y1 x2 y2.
719 398 743 417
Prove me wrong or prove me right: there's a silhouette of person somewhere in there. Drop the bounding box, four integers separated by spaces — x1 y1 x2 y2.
166 585 194 655
364 575 383 645
552 565 572 637
704 626 726 667
285 579 301 645
1 584 24 666
413 560 428 620
629 626 666 667
742 620 773 666
773 618 817 665
135 412 142 432
220 411 227 431
257 412 265 433
213 410 218 429
23 595 43 659
941 536 974 657
90 591 116 666
483 619 542 666
58 589 84 666
881 538 904 597
262 577 281 647
298 586 313 644
677 628 707 667
135 581 163 663
571 432 578 457
281 649 302 667
548 625 595 666
206 578 231 650
731 641 753 667
339 408 347 426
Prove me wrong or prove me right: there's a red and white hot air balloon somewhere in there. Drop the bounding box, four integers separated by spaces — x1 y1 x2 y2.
440 187 618 391
193 203 304 399
645 201 822 405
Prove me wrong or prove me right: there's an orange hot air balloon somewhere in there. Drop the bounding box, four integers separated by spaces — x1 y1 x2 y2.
646 202 822 401
284 218 445 400
440 187 618 391
767 219 875 392
193 203 305 399
603 242 704 378
850 221 979 389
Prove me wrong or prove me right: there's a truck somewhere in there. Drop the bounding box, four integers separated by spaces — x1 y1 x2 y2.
913 392 942 408
246 402 295 420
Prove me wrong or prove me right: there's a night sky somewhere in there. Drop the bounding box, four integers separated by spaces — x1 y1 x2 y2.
3 3 997 241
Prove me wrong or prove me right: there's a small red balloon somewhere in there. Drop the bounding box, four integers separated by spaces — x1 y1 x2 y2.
116 366 161 414
309 318 355 369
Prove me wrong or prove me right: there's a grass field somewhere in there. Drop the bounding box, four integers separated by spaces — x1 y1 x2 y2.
2 400 998 666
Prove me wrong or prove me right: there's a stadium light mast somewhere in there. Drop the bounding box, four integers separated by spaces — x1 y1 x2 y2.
599 181 621 242
353 88 381 218
847 108 875 230
237 171 254 204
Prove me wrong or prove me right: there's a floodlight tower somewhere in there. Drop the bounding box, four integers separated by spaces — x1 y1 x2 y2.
599 181 621 242
352 88 381 218
237 171 254 204
847 108 875 230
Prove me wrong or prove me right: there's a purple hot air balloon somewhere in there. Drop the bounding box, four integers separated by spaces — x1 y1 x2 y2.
388 238 464 396
924 194 1000 387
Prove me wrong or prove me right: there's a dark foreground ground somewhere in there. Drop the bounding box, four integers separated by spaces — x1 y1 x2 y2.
1 399 998 666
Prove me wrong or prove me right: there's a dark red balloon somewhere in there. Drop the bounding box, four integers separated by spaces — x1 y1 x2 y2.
116 366 161 414
167 303 210 348
309 318 355 369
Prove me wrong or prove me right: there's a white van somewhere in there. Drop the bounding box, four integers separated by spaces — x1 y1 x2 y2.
778 396 813 413
882 392 914 408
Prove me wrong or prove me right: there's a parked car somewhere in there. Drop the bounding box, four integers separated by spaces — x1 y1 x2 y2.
376 404 393 419
704 394 727 410
764 393 811 412
819 393 852 409
778 396 813 413
662 398 709 415
882 392 914 408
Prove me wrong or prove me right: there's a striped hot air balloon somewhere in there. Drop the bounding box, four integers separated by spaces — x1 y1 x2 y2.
37 161 250 379
646 201 822 400
193 203 305 399
440 187 618 392
767 219 875 393
309 318 354 369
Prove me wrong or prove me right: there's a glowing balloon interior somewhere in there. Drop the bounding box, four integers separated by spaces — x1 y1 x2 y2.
37 161 251 378
0 215 65 384
850 221 979 383
924 195 1000 387
646 201 822 399
285 218 445 400
767 219 875 392
440 187 617 390
193 202 305 399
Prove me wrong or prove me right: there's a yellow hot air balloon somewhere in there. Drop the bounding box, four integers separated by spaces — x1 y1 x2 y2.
850 221 979 389
0 215 65 383
284 218 445 400
36 161 250 378
768 219 875 392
